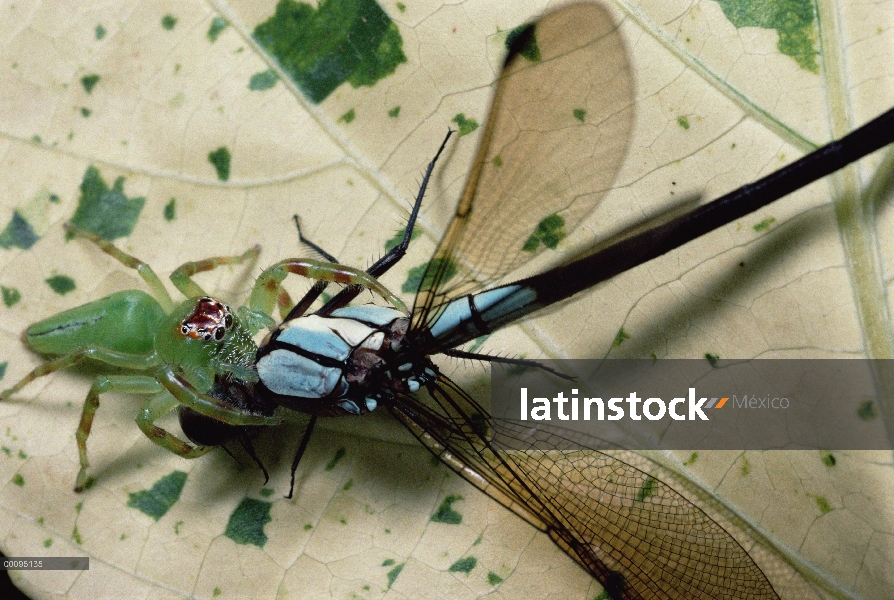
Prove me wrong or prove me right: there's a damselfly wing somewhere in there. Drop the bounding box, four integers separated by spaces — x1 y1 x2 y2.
384 4 778 599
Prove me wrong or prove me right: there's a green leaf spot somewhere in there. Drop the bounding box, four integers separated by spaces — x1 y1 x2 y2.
80 107 91 117
522 213 566 252
1 447 9 456
396 2 405 12
505 22 540 62
72 526 82 545
715 0 819 72
249 69 279 91
213 588 222 597
18 450 26 459
325 447 347 471
384 227 419 252
45 275 75 295
677 115 690 130
814 495 832 514
683 452 698 466
208 17 228 42
753 216 776 232
303 523 313 530
857 399 877 421
208 147 231 181
127 471 188 521
402 257 457 294
174 520 183 535
386 563 404 588
49 194 60 204
740 456 751 476
43 538 52 548
448 556 477 573
69 166 145 241
164 198 176 221
382 558 395 566
594 592 612 600
253 0 407 104
822 452 836 467
492 155 502 167
636 476 656 502
339 108 356 123
95 25 106 40
161 15 178 30
487 572 503 586
0 211 38 249
0 362 6 382
468 334 490 353
612 327 630 347
12 473 24 486
225 497 272 547
388 105 400 117
81 74 100 94
341 478 354 491
573 108 586 122
2 287 21 307
259 487 274 498
705 353 720 367
451 113 478 136
431 494 463 524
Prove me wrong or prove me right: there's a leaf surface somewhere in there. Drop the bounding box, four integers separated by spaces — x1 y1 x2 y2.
1 1 893 598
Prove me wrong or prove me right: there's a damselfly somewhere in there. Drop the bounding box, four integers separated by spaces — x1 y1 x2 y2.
168 5 894 599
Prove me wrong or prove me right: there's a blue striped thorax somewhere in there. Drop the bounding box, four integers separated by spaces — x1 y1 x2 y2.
255 305 434 416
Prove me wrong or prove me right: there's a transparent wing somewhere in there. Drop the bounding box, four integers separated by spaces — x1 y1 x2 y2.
412 3 634 330
387 377 780 600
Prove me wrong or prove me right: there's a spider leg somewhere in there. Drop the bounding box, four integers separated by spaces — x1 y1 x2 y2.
65 223 176 312
1 347 160 400
75 378 203 491
157 366 280 426
169 245 261 298
131 389 215 487
248 259 407 320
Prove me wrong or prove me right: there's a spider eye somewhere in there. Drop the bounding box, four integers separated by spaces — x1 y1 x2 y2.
203 333 212 341
214 327 226 341
224 314 233 328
